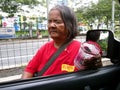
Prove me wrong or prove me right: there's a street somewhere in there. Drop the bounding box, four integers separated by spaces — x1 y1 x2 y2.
0 36 86 69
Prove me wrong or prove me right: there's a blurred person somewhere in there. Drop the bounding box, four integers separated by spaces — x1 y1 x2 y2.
21 5 103 79
86 30 102 55
36 30 42 39
21 5 81 79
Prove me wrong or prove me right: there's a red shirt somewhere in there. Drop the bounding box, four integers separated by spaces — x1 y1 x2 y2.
25 40 81 76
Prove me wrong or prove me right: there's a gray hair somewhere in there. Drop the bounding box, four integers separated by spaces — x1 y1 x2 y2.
50 5 78 41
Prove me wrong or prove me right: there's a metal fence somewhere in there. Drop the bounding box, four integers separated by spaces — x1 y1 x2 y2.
0 38 48 70
0 36 86 70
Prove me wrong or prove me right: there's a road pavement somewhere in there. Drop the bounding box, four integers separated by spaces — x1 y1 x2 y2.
0 74 21 83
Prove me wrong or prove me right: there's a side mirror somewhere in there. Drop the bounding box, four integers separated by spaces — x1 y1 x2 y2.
86 29 120 64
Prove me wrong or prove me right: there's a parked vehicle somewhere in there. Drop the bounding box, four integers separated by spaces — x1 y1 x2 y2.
0 29 120 90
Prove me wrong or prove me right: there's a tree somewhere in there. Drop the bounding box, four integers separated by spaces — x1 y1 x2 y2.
0 0 41 17
76 0 120 29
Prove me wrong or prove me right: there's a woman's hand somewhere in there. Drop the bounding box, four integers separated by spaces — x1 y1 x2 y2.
83 55 102 69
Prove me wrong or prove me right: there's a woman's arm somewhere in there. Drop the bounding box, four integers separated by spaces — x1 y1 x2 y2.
21 71 33 79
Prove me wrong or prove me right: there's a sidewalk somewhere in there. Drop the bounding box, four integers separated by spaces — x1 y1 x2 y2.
0 66 25 83
0 74 22 83
0 58 113 83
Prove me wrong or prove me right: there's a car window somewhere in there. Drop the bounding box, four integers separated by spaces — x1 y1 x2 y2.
0 0 119 84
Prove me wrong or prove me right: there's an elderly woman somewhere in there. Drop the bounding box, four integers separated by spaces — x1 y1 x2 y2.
21 5 81 79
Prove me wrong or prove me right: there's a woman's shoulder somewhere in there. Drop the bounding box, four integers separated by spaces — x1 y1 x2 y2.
72 40 81 44
70 40 81 47
38 41 54 50
42 40 54 47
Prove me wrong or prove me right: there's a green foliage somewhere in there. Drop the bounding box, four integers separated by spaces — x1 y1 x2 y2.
76 0 120 28
0 0 18 17
0 0 40 17
16 0 40 5
23 16 27 21
15 30 49 38
98 39 108 52
114 27 120 40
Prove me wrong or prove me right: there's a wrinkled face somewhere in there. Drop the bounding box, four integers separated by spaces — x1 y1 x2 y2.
48 9 68 41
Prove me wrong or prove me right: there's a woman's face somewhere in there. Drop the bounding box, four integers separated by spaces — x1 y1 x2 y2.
48 9 68 41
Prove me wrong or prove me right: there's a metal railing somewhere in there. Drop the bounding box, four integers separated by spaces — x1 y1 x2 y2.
0 38 48 70
0 36 86 70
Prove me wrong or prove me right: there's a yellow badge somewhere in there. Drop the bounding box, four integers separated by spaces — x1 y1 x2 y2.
61 64 75 72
